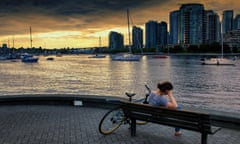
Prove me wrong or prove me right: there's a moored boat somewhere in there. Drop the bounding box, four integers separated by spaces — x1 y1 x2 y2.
111 9 142 62
111 54 141 61
152 55 168 59
88 54 106 58
201 58 235 65
46 57 54 61
21 53 38 63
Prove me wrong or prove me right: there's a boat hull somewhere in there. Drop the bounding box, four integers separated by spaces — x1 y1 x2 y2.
111 54 141 61
21 56 38 63
201 58 235 65
152 55 168 59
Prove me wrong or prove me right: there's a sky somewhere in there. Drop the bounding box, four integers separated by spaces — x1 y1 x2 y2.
0 0 240 49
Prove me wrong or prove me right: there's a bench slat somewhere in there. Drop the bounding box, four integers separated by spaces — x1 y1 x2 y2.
128 112 216 133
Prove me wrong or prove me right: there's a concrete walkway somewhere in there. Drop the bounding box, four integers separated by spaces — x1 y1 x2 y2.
0 105 239 144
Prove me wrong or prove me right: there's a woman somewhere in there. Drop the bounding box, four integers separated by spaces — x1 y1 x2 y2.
148 81 182 136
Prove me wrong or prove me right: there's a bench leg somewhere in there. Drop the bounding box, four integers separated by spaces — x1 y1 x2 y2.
201 132 208 144
131 118 136 137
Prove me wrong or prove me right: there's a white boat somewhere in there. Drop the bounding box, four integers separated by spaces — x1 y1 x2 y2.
201 57 235 65
111 9 141 61
21 27 38 63
21 53 38 63
0 56 7 60
111 54 141 61
201 23 236 66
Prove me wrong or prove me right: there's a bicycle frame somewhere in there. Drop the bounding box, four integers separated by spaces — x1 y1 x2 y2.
98 84 151 135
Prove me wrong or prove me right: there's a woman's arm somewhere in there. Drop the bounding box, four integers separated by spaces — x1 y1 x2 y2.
166 90 178 109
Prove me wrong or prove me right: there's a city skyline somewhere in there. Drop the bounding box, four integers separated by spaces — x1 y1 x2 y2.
0 0 240 49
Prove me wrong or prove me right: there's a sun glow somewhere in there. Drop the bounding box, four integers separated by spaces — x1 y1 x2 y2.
36 31 82 38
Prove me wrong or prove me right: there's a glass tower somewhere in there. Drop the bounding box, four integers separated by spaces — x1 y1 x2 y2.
157 21 168 47
179 3 206 44
109 31 124 49
222 10 234 34
206 10 220 43
169 10 179 44
234 14 240 30
145 20 158 48
132 26 143 49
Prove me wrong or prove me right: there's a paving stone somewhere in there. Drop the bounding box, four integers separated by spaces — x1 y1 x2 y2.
0 105 239 144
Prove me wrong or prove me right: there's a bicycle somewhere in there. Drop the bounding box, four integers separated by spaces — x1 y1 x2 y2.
98 84 151 135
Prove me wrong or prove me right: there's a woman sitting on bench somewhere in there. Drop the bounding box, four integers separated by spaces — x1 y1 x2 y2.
148 81 182 136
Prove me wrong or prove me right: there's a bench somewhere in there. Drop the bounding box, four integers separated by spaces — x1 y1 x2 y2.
121 101 221 144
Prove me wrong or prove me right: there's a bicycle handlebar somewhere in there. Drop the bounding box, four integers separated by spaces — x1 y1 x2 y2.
143 84 151 104
144 84 151 94
125 84 151 103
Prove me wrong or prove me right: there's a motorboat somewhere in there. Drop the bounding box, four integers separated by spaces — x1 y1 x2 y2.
111 54 141 61
21 53 38 63
0 56 7 60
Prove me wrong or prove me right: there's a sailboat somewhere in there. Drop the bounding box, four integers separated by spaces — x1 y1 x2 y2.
201 24 236 65
111 9 141 61
88 36 106 58
21 27 39 63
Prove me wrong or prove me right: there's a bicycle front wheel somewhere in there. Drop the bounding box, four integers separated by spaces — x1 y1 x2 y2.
98 107 125 135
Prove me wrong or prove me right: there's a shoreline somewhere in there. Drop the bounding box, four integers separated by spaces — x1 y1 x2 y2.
144 52 240 56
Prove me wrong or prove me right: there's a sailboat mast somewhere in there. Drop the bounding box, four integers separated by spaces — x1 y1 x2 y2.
221 23 223 59
12 36 14 48
99 36 101 48
30 26 33 48
127 9 132 53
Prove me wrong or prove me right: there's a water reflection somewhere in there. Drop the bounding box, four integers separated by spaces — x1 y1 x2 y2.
0 55 239 114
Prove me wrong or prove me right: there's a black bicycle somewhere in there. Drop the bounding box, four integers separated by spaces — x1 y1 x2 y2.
98 84 151 135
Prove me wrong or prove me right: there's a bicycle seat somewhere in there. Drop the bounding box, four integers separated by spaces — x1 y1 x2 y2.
125 92 136 98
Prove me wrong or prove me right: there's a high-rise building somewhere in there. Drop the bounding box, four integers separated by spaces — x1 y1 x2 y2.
132 26 143 49
234 14 240 30
145 20 158 48
109 31 124 49
157 21 168 47
224 29 240 48
169 10 179 44
179 3 206 44
222 10 234 34
206 10 220 44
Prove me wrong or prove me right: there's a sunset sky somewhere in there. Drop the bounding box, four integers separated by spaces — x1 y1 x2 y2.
0 0 240 49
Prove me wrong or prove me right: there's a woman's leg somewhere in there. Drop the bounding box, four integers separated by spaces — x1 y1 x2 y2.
174 105 182 136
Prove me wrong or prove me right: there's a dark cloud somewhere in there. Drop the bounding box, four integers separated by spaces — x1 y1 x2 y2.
0 0 167 16
0 0 169 36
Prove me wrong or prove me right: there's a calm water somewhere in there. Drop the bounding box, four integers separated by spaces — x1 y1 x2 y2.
0 55 240 114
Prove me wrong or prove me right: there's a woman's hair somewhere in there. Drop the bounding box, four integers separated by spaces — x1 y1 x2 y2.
157 81 173 92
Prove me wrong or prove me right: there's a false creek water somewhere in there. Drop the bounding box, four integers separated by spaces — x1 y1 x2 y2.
0 55 240 114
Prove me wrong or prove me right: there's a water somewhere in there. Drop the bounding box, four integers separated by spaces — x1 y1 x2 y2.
0 55 240 114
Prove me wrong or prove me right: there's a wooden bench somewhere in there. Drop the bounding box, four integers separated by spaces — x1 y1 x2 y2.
121 101 221 144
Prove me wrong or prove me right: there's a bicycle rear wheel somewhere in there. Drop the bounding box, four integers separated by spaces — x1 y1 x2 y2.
99 107 125 135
